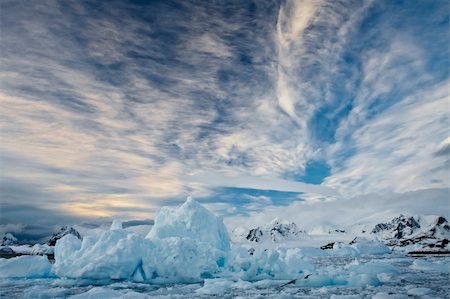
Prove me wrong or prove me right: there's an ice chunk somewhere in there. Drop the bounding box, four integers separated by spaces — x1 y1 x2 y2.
142 237 225 283
296 247 328 257
329 240 390 256
232 279 254 289
347 261 399 276
54 230 147 280
351 240 391 255
410 259 449 272
406 287 434 296
346 260 398 286
330 242 358 256
282 248 315 274
69 287 148 299
0 255 52 278
196 279 234 295
54 234 82 263
226 246 315 281
372 293 409 299
146 197 230 251
24 286 70 298
347 273 381 287
294 274 347 287
110 219 123 230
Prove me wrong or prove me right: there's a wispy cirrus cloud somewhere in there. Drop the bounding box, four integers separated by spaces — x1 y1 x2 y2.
0 0 448 241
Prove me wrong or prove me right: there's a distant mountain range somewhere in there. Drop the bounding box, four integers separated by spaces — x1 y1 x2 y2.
240 218 309 243
233 214 449 251
371 214 450 249
2 215 449 254
1 226 81 249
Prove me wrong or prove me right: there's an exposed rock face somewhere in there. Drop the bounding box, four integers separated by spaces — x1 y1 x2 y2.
246 218 308 243
46 226 82 246
0 247 14 254
320 242 335 250
1 233 19 246
371 215 450 247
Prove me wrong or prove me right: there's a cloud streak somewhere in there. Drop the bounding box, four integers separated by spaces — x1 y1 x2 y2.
0 0 448 240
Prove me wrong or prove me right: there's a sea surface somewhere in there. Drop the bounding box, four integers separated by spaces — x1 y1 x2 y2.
1 255 449 298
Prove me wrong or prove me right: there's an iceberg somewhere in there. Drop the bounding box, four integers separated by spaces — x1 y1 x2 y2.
16 197 406 291
53 228 147 280
225 246 315 281
52 198 232 282
146 197 230 252
141 237 225 283
0 255 52 278
110 219 123 230
68 287 148 299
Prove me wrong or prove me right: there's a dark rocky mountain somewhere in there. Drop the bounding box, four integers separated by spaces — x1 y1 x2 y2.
46 226 82 246
246 218 308 243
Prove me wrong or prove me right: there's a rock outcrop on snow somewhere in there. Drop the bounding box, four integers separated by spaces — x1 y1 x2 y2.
246 218 309 243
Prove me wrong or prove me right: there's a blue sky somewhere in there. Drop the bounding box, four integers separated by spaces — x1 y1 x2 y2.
0 0 449 242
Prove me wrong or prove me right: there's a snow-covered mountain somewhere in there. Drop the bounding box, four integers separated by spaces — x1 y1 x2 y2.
246 218 309 243
1 233 19 246
371 215 450 248
46 226 82 246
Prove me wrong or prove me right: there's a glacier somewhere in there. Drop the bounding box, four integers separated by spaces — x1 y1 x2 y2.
0 198 449 298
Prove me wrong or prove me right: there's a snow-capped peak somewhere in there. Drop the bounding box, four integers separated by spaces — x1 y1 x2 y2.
46 226 82 246
1 233 19 246
246 219 309 243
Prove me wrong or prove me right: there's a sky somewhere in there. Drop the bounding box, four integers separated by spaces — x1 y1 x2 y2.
0 0 449 243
